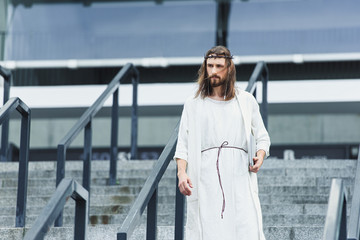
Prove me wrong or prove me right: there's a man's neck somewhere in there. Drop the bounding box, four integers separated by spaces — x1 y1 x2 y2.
209 86 225 101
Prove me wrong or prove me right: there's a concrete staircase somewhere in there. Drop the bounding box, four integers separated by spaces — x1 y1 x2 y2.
0 158 357 240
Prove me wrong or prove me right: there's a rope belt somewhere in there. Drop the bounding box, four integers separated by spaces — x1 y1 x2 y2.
201 141 247 219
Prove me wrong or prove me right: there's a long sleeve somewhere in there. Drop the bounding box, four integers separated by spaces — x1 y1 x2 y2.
174 101 189 162
250 95 271 157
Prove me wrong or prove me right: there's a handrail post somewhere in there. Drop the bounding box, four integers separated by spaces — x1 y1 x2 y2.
261 63 269 129
147 188 158 240
340 196 347 240
73 181 89 240
83 121 92 192
323 178 347 240
81 121 92 228
348 145 360 240
55 144 66 227
109 89 119 186
175 175 185 240
15 104 31 227
74 194 88 239
0 66 11 162
130 71 139 160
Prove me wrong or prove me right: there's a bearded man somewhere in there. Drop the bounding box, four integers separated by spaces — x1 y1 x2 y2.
174 46 270 240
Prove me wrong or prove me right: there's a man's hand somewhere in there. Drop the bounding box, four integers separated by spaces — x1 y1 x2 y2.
176 158 193 196
249 149 266 173
178 171 193 196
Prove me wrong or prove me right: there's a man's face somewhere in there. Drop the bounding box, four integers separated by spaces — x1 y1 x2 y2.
206 57 228 87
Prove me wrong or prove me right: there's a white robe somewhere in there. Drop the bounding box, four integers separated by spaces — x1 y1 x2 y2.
174 89 270 240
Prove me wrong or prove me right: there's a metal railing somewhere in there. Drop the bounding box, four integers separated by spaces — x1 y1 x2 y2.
348 145 360 240
117 61 269 239
23 178 89 240
55 63 139 226
323 178 348 240
245 61 269 129
0 97 30 227
0 65 11 161
117 123 180 240
322 145 360 240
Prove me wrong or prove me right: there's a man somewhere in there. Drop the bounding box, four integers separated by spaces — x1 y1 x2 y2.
174 46 270 240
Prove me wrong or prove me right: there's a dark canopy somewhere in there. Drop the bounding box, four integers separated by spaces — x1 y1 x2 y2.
6 1 216 60
5 0 360 60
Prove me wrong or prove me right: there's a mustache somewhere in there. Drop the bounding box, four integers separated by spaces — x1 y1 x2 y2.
205 74 220 80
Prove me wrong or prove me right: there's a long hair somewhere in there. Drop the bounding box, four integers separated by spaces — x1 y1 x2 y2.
195 46 236 100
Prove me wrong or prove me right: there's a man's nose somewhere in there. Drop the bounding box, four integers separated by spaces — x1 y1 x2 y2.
211 67 217 74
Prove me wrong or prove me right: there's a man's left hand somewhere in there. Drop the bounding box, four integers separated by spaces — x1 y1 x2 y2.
249 149 266 173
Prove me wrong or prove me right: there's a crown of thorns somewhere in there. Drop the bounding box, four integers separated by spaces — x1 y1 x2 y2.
204 54 233 60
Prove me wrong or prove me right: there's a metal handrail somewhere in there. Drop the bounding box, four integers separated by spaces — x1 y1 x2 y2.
23 178 89 240
55 63 139 226
245 61 269 129
117 123 180 240
348 145 360 240
0 65 11 161
117 61 269 240
0 97 31 227
323 178 348 240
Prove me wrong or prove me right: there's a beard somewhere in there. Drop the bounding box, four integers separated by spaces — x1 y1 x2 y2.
209 75 226 87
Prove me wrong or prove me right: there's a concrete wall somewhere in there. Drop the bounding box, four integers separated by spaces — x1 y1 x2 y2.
5 113 360 149
6 116 180 148
269 114 360 145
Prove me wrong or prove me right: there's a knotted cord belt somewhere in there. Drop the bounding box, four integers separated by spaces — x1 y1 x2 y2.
201 141 247 219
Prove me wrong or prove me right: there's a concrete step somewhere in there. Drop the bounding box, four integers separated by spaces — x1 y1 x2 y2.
0 203 336 226
0 224 324 240
0 159 355 178
0 202 332 217
0 211 176 227
0 177 176 188
260 194 330 204
259 186 331 195
0 192 337 208
0 195 135 207
0 204 132 216
2 175 353 189
258 167 356 177
1 166 355 180
0 224 175 240
263 203 352 216
0 210 331 228
0 169 178 180
261 203 327 215
258 176 354 187
1 203 340 229
0 160 160 172
262 159 356 169
264 226 323 240
0 159 354 171
0 185 340 201
263 214 325 226
0 185 178 198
